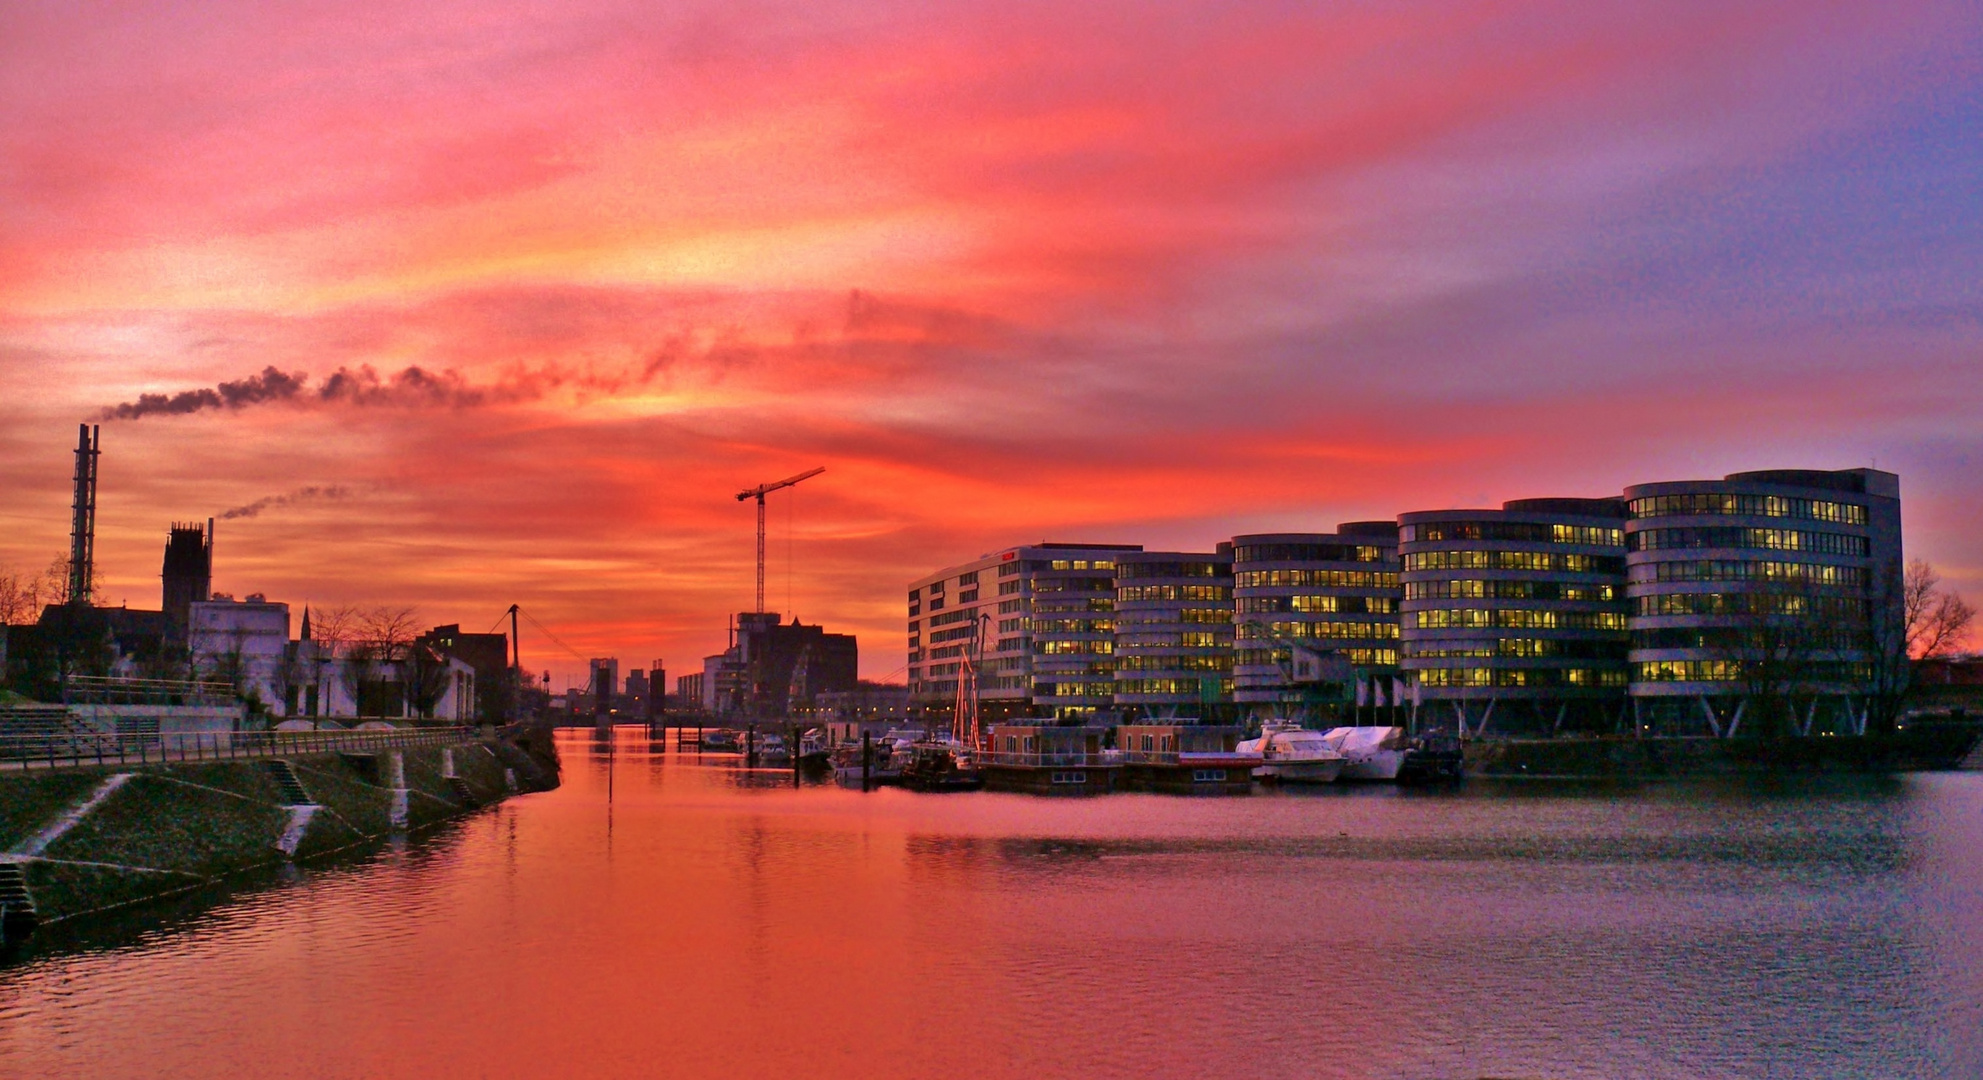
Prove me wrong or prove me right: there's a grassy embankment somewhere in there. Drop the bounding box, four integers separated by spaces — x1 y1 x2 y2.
0 737 554 923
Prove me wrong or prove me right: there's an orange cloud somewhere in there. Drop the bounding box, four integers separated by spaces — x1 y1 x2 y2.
1 0 1978 685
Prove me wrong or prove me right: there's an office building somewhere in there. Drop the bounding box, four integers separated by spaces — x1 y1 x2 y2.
1231 526 1401 718
1398 499 1631 737
1111 549 1236 720
909 543 1141 720
1623 469 1902 736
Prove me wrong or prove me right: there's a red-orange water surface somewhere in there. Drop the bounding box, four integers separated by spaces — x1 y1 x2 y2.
2 728 1981 1079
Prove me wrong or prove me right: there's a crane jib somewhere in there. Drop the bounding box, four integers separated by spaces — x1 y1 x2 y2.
736 466 826 613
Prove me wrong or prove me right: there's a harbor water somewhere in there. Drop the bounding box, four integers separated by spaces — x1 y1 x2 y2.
2 727 1980 1079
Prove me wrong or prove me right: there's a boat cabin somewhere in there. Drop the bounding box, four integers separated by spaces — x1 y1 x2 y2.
981 723 1116 795
1116 724 1256 795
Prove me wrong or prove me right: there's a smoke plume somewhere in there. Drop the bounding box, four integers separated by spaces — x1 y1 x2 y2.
99 366 307 420
101 362 587 420
220 485 352 521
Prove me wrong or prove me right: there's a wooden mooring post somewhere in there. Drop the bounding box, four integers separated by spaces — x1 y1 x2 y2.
791 724 800 788
861 730 872 793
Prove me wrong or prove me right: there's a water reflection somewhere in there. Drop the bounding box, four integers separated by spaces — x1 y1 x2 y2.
0 726 1975 1079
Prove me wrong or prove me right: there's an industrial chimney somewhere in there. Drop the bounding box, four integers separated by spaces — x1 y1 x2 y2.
66 424 99 606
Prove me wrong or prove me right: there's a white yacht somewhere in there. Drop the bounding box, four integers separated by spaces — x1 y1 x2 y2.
1318 725 1408 781
1236 721 1346 783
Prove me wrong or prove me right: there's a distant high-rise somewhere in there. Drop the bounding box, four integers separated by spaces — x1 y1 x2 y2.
590 658 620 712
161 520 213 633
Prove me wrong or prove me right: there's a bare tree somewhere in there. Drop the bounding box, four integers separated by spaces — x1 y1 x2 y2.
347 606 420 717
1866 559 1977 736
1706 574 1859 741
0 558 69 625
357 606 420 663
311 605 358 653
404 642 453 719
1906 560 1976 659
0 569 38 626
197 626 251 696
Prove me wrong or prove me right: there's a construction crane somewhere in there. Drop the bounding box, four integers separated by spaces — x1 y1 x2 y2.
735 466 824 615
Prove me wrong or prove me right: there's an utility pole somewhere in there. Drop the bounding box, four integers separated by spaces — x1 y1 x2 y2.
735 467 824 615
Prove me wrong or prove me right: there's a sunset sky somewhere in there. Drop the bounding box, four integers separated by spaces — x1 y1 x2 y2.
2 0 1977 689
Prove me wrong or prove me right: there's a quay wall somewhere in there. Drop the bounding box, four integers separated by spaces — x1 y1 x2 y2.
1464 726 1982 780
0 734 559 927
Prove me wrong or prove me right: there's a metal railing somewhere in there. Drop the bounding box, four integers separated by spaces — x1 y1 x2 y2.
61 675 237 706
977 749 1121 767
0 725 474 771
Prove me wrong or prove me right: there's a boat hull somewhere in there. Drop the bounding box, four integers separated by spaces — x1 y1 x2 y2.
833 766 903 788
1255 758 1345 783
979 764 1118 796
1337 751 1405 781
1119 761 1256 795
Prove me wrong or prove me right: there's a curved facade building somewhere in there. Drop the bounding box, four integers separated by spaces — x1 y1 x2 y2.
1111 549 1236 720
1623 469 1901 736
1231 525 1400 718
1398 499 1630 737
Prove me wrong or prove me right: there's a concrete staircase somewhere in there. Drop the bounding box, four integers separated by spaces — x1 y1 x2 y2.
265 760 312 805
0 704 96 744
0 862 39 940
445 776 478 806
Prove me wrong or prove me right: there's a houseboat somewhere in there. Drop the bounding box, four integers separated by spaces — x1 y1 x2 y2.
979 723 1119 795
1115 723 1259 795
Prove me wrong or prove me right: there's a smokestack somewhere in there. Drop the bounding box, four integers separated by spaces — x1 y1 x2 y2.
67 424 100 606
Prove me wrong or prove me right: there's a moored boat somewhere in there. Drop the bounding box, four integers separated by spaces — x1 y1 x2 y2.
1318 725 1408 781
898 741 983 792
832 735 908 788
1236 721 1346 783
1396 735 1464 782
